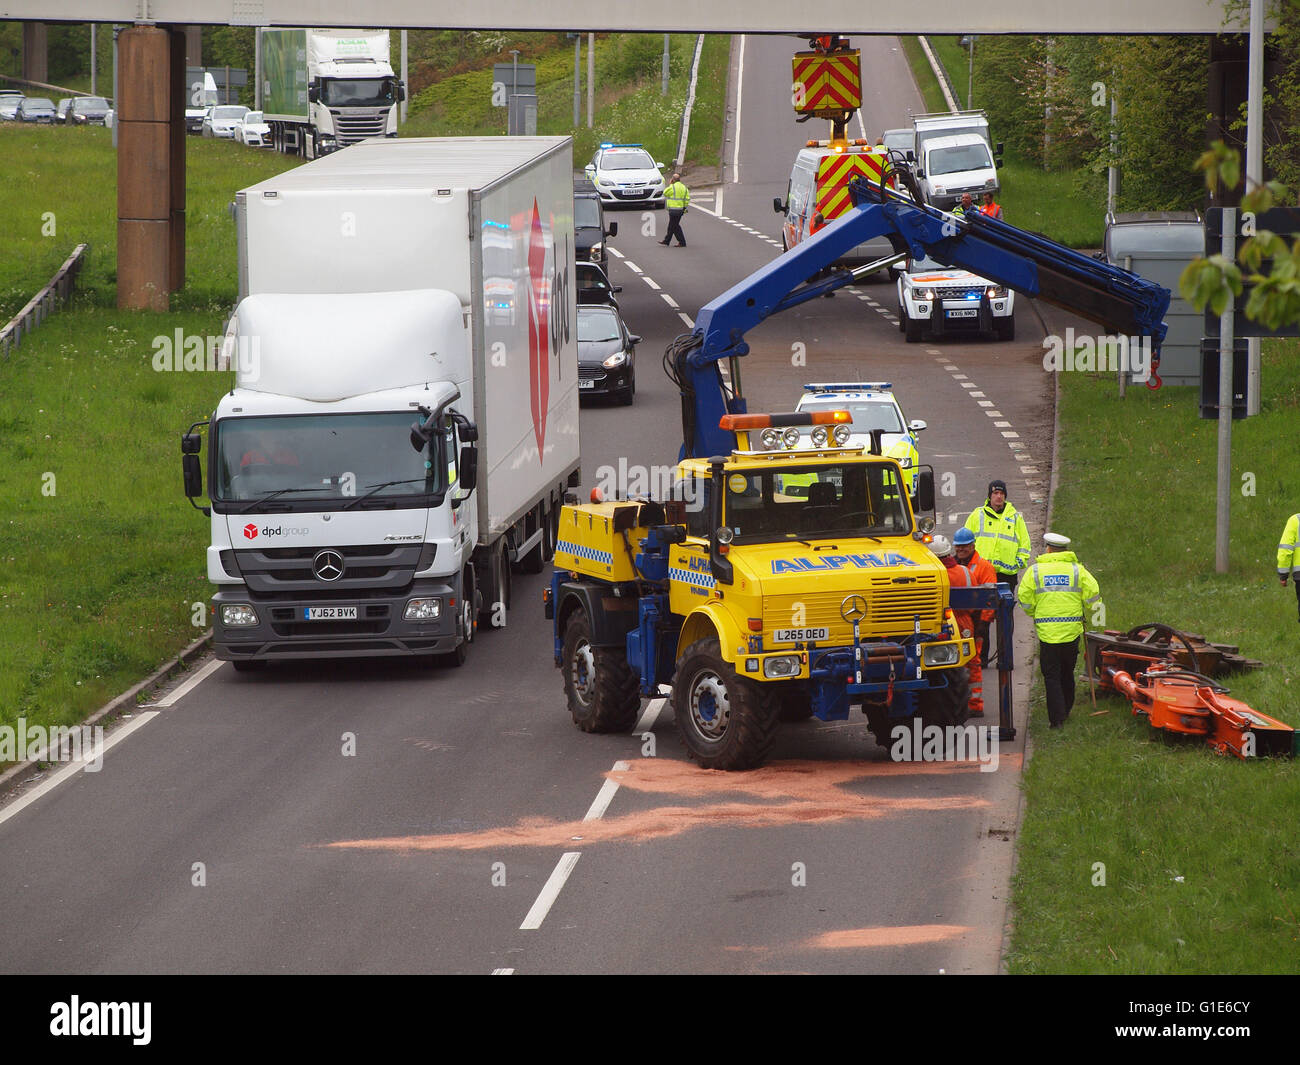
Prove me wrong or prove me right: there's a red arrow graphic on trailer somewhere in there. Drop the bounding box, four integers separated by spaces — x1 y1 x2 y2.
526 199 549 457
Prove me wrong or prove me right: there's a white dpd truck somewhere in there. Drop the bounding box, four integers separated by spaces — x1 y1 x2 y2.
183 137 579 668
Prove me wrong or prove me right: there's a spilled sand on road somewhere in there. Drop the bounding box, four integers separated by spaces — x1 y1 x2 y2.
325 758 991 854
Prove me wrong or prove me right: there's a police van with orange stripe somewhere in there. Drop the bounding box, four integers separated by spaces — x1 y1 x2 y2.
773 140 901 279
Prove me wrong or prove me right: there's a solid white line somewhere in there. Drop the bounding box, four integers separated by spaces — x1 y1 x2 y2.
692 202 720 217
583 760 630 822
678 312 695 328
716 186 724 216
634 695 667 734
608 247 624 259
152 657 224 708
732 34 745 183
661 294 679 309
519 852 582 930
642 276 661 290
0 712 160 828
624 260 642 273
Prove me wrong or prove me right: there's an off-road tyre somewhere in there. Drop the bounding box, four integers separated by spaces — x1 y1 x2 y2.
904 312 923 343
995 313 1016 341
562 607 641 733
672 637 781 770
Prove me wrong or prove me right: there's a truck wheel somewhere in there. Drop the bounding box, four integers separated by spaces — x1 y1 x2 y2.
904 313 923 343
562 608 640 733
777 686 815 722
917 667 971 730
479 543 511 627
441 568 477 667
673 637 780 770
995 313 1015 341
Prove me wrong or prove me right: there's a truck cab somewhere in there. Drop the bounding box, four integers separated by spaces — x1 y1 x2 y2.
915 133 1000 211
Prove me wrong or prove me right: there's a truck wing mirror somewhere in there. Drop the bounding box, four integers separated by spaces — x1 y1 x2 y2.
182 453 203 498
773 197 787 214
915 468 936 513
607 221 618 237
307 80 319 104
458 444 478 493
398 81 407 102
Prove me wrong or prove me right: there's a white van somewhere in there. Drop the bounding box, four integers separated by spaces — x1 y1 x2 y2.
916 133 1000 211
773 142 900 277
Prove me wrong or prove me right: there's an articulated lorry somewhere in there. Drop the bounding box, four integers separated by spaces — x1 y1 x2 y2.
260 28 404 158
549 165 1170 769
183 137 579 669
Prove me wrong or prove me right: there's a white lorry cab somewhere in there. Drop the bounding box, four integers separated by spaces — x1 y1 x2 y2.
911 111 1003 210
774 140 901 276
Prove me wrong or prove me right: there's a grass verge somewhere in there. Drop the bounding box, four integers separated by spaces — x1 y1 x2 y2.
1007 338 1300 973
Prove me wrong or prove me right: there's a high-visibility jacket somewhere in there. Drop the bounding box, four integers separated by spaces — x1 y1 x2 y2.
664 181 690 210
964 502 1030 578
942 558 973 636
961 550 997 622
979 202 1003 220
1017 550 1101 644
1278 513 1300 576
884 432 920 495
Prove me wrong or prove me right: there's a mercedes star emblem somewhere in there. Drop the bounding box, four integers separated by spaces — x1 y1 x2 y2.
313 550 345 582
840 594 868 623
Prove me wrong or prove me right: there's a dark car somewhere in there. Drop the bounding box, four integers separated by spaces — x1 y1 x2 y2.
576 261 621 309
577 304 640 405
574 179 617 269
17 97 56 124
68 96 111 125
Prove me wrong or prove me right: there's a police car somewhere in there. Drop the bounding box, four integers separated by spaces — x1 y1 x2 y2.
792 382 926 495
897 253 1015 343
583 143 667 208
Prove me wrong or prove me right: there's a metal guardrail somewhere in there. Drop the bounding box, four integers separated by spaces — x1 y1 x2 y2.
0 243 88 359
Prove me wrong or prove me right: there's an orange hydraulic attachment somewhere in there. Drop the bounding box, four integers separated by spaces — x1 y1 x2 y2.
1106 664 1296 759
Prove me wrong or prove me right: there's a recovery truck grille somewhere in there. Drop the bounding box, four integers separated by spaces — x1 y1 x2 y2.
762 574 944 642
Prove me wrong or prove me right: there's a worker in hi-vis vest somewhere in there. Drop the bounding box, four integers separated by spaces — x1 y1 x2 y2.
660 172 690 248
1278 511 1300 622
1017 532 1102 729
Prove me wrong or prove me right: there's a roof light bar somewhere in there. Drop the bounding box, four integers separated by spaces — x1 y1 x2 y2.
719 410 851 431
802 381 893 392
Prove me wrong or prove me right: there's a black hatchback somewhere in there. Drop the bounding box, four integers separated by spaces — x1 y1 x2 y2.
577 305 640 405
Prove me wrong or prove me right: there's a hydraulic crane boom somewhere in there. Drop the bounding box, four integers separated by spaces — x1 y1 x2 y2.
670 176 1171 459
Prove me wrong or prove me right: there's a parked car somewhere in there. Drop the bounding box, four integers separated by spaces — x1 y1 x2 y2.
577 304 640 404
574 178 617 269
583 143 666 209
576 261 621 310
881 127 915 157
67 96 111 125
0 95 25 121
202 104 249 139
56 98 73 123
16 97 56 124
234 109 271 147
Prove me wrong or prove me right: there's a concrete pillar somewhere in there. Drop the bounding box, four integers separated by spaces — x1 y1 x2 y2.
169 29 186 292
184 25 202 68
117 25 174 311
22 23 48 85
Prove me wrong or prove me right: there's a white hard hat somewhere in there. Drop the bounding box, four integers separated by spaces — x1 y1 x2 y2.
1044 532 1071 548
930 534 953 557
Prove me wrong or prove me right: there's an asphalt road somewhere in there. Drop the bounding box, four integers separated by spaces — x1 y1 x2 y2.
0 35 1060 975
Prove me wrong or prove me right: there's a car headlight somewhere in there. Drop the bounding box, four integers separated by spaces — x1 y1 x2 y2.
987 285 1007 298
985 177 998 188
404 598 441 621
603 351 628 369
762 655 801 678
935 186 947 195
590 241 603 256
220 604 259 627
921 288 937 301
922 643 960 667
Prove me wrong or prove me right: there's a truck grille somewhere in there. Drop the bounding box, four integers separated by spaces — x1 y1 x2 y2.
763 574 944 641
269 603 392 637
235 544 422 594
330 109 388 145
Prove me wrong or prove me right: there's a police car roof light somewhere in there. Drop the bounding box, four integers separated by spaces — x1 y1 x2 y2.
803 381 893 393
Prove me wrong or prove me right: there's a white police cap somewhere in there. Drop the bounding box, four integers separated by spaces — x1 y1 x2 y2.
1044 532 1071 548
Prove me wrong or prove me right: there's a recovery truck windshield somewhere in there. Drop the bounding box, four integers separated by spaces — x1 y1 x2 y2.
724 462 910 542
213 412 447 511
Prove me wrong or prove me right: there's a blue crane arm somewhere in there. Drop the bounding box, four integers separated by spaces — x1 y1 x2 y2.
673 179 1171 459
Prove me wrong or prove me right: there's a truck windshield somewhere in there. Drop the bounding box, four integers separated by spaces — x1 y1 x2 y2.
724 463 910 543
321 78 398 107
575 198 602 229
214 412 444 507
928 143 993 176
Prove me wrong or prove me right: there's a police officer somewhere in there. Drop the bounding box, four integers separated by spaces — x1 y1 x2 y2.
1017 532 1102 729
1279 511 1300 621
660 172 690 248
963 479 1030 594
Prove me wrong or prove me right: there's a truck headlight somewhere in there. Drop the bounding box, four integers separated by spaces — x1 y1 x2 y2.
602 351 628 369
763 655 801 678
811 426 829 447
404 598 441 621
760 427 782 449
590 241 603 256
782 427 802 448
221 604 259 627
922 644 960 667
832 424 851 445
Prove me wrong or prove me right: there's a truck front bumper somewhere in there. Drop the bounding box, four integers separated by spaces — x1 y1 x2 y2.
212 578 464 661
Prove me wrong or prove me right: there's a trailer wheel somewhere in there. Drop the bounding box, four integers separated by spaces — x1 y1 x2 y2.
562 608 640 733
917 667 971 730
673 637 780 770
